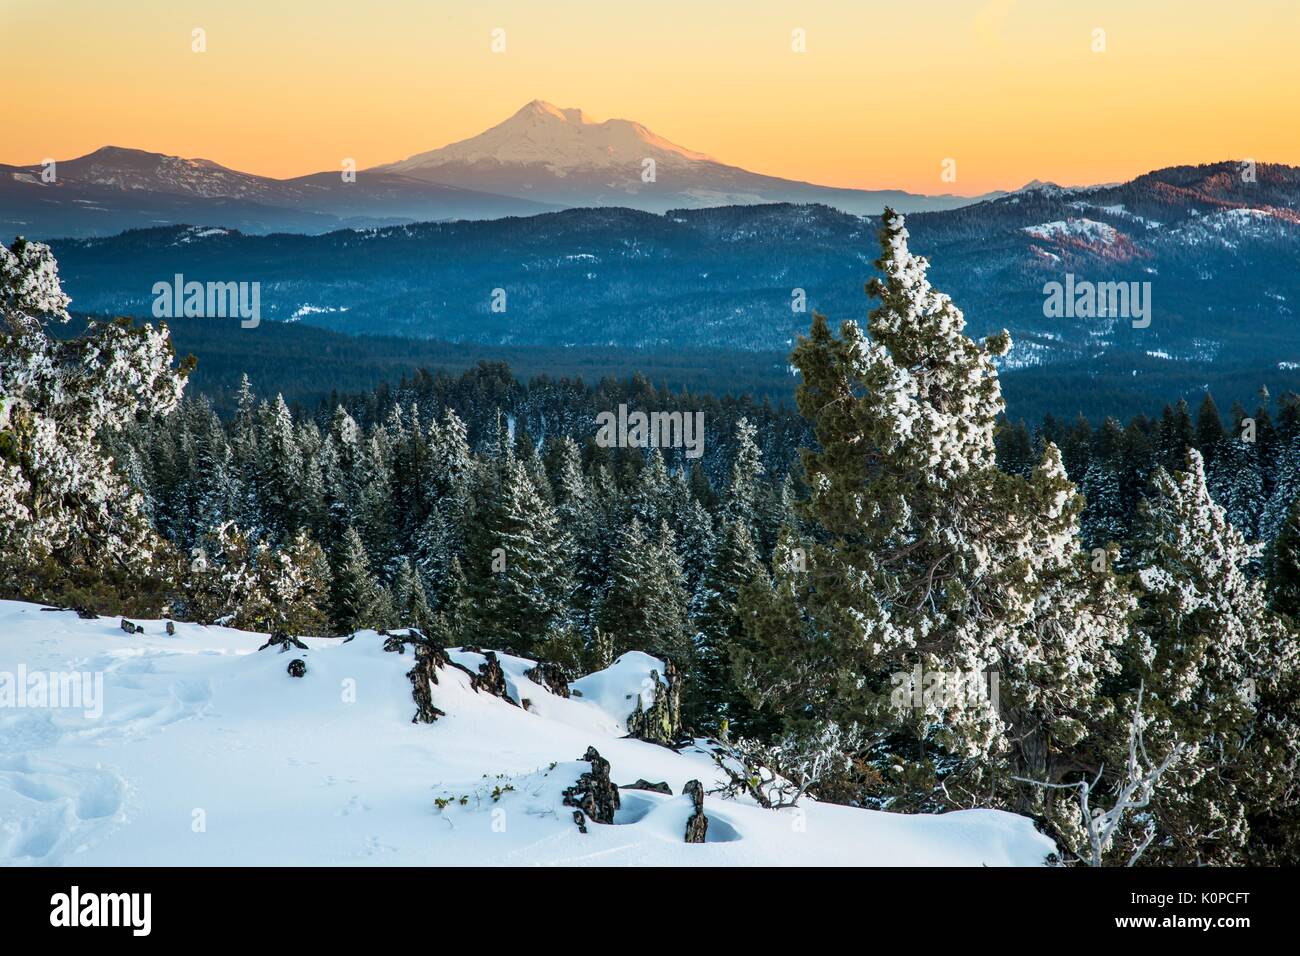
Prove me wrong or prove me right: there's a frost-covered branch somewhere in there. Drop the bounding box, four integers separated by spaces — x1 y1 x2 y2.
1016 685 1184 866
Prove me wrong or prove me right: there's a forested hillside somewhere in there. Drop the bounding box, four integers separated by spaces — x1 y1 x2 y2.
5 215 1300 867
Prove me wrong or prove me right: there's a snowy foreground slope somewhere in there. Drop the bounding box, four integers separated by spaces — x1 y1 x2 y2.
0 601 1054 866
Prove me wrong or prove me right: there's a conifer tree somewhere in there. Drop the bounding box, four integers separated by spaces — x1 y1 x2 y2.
0 237 189 609
1194 393 1226 466
260 528 331 635
1268 492 1300 619
257 394 304 539
549 436 602 626
724 417 764 539
466 456 574 656
392 555 434 632
330 525 380 635
595 518 692 667
689 517 764 732
741 210 1125 804
1127 449 1300 864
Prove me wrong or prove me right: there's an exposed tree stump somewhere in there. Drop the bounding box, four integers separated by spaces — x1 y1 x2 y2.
407 643 447 722
683 779 709 844
562 746 621 830
287 658 307 678
165 621 176 636
525 660 572 698
259 628 308 652
119 618 139 635
475 650 512 701
385 635 524 722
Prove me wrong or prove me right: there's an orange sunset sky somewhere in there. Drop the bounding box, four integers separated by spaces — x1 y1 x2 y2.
2 0 1298 195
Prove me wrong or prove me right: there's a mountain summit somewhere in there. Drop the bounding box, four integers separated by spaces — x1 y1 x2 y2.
377 100 992 215
386 100 714 174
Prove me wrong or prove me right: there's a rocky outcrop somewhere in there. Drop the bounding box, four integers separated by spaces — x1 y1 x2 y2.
258 628 308 652
119 618 140 635
683 779 709 844
287 658 307 678
562 746 620 830
620 779 673 795
525 660 572 698
625 660 683 745
165 621 176 636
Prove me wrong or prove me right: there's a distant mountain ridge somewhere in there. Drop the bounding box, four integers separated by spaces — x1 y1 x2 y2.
47 159 1299 364
31 159 1300 421
0 145 559 239
2 101 1002 238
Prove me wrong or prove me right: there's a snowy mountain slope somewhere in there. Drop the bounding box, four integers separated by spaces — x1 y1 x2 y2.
0 601 1054 866
376 100 996 215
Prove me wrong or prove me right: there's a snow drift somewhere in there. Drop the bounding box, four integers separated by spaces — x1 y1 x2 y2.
0 601 1055 866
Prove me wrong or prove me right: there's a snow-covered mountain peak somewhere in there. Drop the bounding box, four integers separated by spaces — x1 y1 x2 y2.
385 100 714 174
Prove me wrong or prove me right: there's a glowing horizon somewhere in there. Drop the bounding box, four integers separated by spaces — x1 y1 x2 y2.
2 0 1298 195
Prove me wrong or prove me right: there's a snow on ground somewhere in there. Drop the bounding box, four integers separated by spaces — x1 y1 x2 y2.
0 601 1055 866
1022 218 1119 244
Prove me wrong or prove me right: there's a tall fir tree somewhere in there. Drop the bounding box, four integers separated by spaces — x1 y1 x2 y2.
329 525 380 635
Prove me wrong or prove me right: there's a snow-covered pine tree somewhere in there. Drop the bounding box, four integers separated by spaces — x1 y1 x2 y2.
329 525 381 635
358 431 397 578
675 493 717 599
723 417 765 541
595 517 693 667
321 406 365 542
257 394 305 540
465 453 575 657
0 237 190 610
178 521 269 628
1127 448 1300 864
630 447 672 530
392 555 434 632
188 403 238 546
688 517 765 733
1080 458 1126 551
1268 492 1300 620
228 375 261 533
741 210 1125 808
411 503 455 607
1207 402 1264 542
548 435 602 628
260 528 331 636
